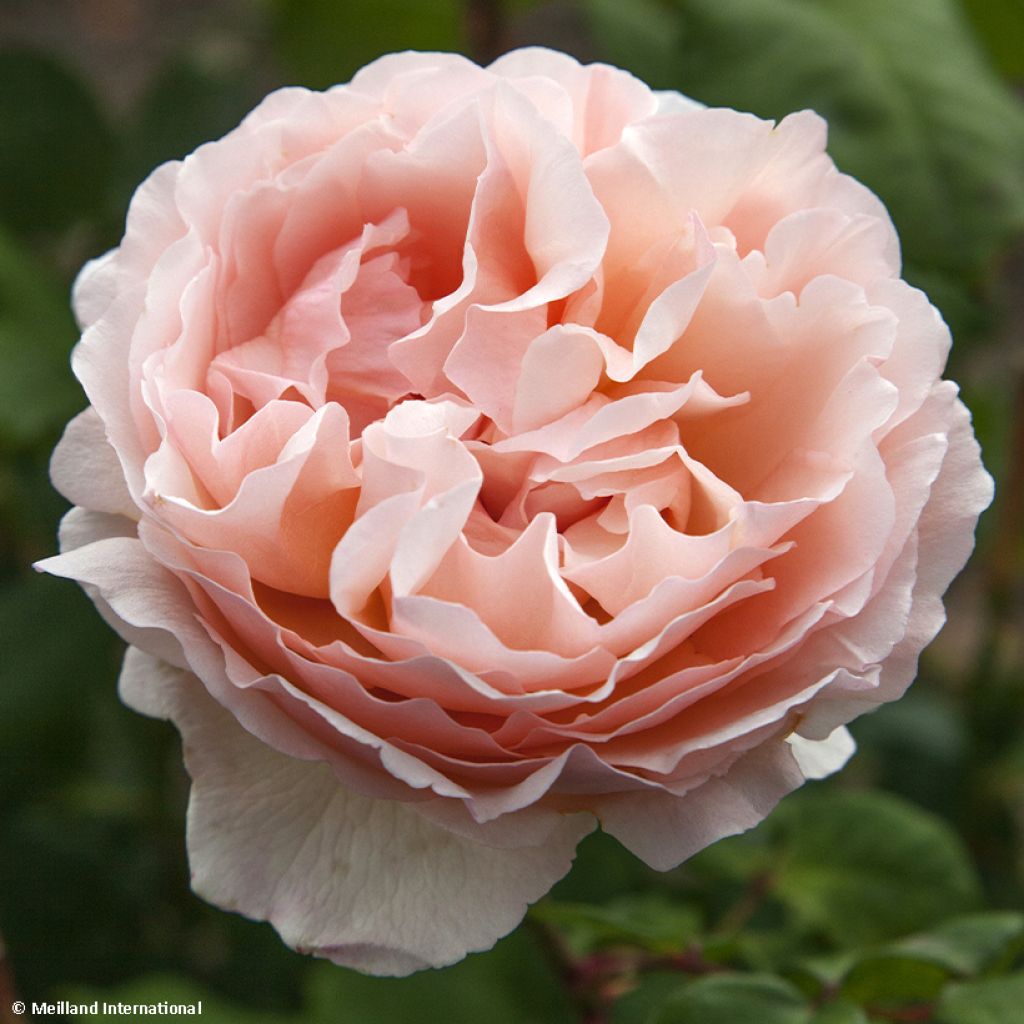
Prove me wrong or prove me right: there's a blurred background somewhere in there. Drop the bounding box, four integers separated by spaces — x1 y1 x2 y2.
0 1 1022 1021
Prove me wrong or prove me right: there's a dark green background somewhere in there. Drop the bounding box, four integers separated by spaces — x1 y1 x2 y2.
1 1 1022 1021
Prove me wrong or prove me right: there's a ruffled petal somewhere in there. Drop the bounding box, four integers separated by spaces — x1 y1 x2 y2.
120 647 594 975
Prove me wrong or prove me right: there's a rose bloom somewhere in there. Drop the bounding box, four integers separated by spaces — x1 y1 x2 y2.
40 48 992 974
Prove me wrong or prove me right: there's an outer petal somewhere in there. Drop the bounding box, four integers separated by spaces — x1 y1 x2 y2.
799 387 993 738
787 725 856 780
50 407 137 519
120 647 594 975
595 739 808 871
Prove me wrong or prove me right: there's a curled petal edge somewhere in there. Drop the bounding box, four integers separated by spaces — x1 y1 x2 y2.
119 646 596 975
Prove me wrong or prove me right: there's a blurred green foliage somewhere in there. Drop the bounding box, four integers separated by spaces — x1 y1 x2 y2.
0 1 1022 1022
0 228 83 449
0 50 113 236
273 0 467 88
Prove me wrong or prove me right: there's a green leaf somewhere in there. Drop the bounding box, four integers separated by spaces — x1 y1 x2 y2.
793 913 1024 1009
652 974 811 1024
808 1003 870 1024
271 0 466 90
533 894 702 955
589 0 1024 334
791 950 862 992
612 973 690 1024
728 928 821 977
839 954 950 1005
305 928 578 1024
770 790 981 946
893 912 1024 976
959 0 1024 78
935 972 1024 1024
0 227 81 449
0 48 113 235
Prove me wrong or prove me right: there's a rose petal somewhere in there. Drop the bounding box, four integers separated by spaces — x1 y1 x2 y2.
596 739 806 871
120 648 593 974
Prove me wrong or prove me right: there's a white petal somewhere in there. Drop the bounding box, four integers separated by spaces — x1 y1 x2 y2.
57 506 136 553
654 89 704 115
50 407 137 518
119 648 594 975
787 726 856 781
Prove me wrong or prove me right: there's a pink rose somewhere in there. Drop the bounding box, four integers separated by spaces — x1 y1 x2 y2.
39 48 992 975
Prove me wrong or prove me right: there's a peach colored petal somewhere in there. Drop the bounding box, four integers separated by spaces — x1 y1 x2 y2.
155 403 359 597
490 47 659 155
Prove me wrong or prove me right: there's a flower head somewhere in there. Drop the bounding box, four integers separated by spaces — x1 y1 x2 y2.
39 48 992 974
